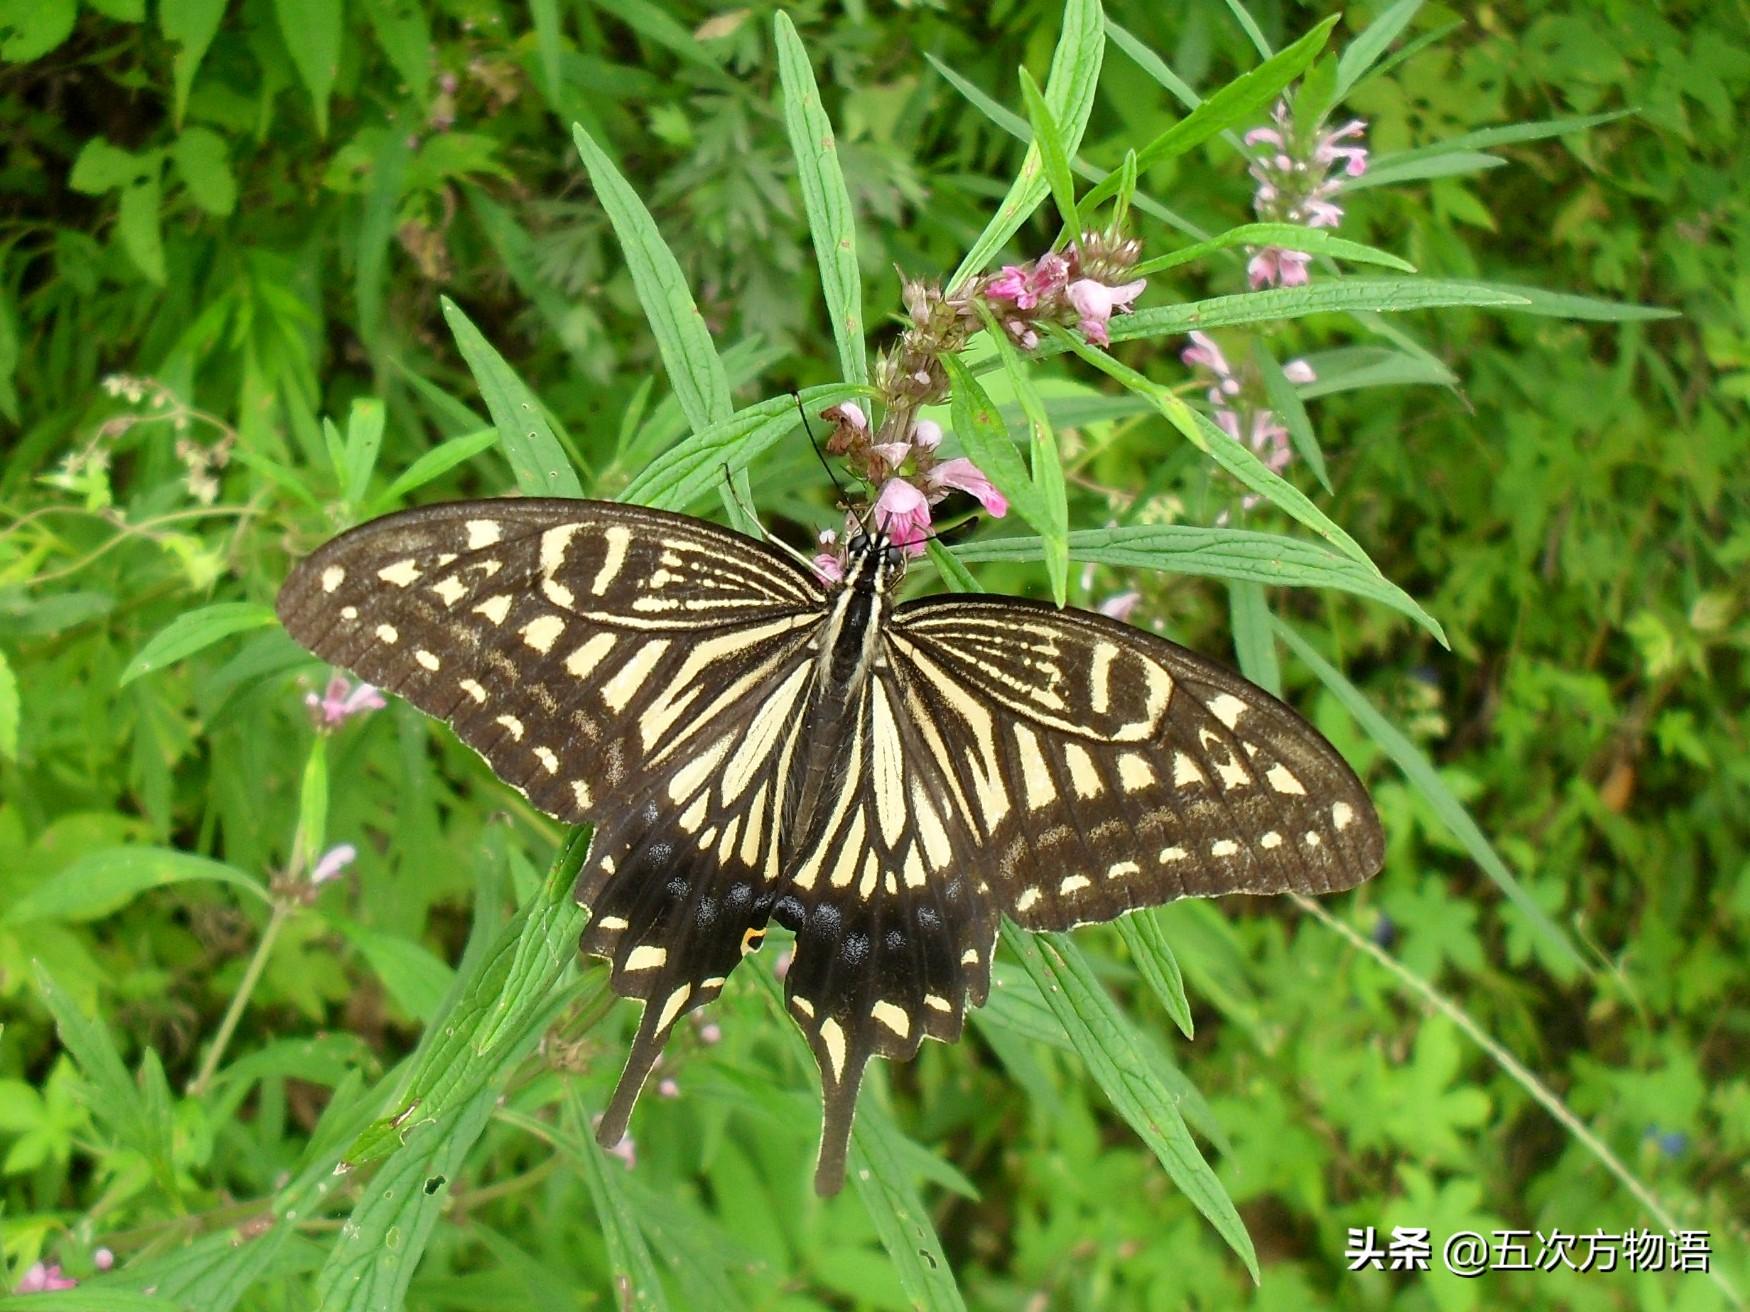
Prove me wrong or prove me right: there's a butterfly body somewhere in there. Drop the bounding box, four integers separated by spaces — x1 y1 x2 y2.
277 497 1382 1192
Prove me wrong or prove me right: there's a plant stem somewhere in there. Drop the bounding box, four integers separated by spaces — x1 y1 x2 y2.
189 900 292 1097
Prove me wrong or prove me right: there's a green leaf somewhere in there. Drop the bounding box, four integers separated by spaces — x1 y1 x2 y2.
296 738 328 881
1223 0 1272 58
358 0 432 105
572 122 733 432
1227 577 1282 695
773 12 866 388
159 0 228 127
1086 16 1338 214
355 133 410 354
618 383 862 511
342 398 387 504
1114 910 1194 1040
1106 279 1530 343
1132 223 1415 278
849 1093 968 1312
32 962 176 1190
69 139 156 194
1371 110 1633 164
441 297 586 498
530 0 563 104
1017 67 1080 241
1454 281 1679 321
314 1089 499 1310
941 353 1050 547
1050 328 1389 575
568 1089 672 1312
365 428 499 513
0 646 16 760
1295 345 1457 397
1341 150 1507 190
339 833 589 1170
1333 0 1425 99
117 174 167 285
8 847 270 925
1000 926 1260 1280
950 0 1104 289
171 126 237 215
979 315 1069 606
952 524 1446 643
1274 620 1587 973
0 0 76 62
333 919 457 1024
120 602 279 686
1254 339 1328 492
273 0 341 136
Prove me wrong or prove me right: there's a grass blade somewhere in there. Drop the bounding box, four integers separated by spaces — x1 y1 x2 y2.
1017 67 1081 241
1105 278 1529 343
1114 910 1195 1040
1132 222 1414 278
1333 0 1424 99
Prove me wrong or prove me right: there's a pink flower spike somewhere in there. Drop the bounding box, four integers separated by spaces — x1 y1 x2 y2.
985 265 1032 305
1099 591 1142 622
926 458 1008 517
1282 359 1317 384
310 843 358 886
306 675 385 730
1067 277 1147 347
873 478 933 555
911 419 943 451
1243 126 1283 147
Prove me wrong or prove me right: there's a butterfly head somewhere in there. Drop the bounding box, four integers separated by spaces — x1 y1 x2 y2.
839 528 906 596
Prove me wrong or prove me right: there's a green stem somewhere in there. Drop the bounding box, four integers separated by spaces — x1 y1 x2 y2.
189 900 292 1097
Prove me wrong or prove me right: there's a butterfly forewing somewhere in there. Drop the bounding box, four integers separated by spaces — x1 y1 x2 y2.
888 596 1384 931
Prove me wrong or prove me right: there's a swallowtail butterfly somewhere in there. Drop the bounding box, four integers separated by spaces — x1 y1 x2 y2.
277 498 1382 1192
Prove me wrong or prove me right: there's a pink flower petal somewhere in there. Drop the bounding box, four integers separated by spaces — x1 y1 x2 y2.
926 457 1008 517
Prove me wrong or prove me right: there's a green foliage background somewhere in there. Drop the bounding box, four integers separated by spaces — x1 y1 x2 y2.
1 1 1745 1308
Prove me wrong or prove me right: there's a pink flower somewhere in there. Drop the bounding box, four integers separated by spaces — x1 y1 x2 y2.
305 675 385 730
823 401 867 433
1282 359 1317 385
309 843 358 886
985 253 1069 309
873 477 932 555
774 946 794 981
812 552 843 584
911 419 943 451
1099 591 1142 622
697 1021 722 1045
1066 277 1147 346
870 441 912 472
1315 119 1369 177
1181 331 1233 379
924 457 1008 517
657 1077 680 1099
16 1263 79 1293
1246 247 1311 289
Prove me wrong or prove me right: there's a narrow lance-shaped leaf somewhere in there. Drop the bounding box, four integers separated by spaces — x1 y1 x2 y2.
984 319 1070 606
774 13 867 388
951 0 1104 289
120 602 279 686
1254 338 1330 493
1102 279 1530 344
1132 223 1415 278
1273 618 1587 973
442 297 586 498
572 123 733 433
1018 67 1081 242
1051 327 1389 576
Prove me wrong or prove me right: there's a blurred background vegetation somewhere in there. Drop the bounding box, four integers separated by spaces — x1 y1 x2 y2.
1 0 1745 1308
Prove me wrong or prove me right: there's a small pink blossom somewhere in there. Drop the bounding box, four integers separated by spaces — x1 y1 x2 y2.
1066 277 1147 346
812 552 843 584
310 843 358 886
911 419 943 451
697 1021 722 1045
823 401 867 433
1282 359 1317 385
305 675 385 730
1246 247 1310 289
774 946 794 981
657 1077 680 1099
985 252 1070 309
925 457 1009 517
1181 331 1233 379
15 1263 79 1293
1099 591 1142 622
873 477 932 556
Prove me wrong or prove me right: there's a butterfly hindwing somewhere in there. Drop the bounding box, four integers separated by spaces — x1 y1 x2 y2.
771 669 999 1190
888 595 1384 930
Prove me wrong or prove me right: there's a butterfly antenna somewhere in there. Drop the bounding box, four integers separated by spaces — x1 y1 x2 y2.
719 460 824 576
795 393 873 537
